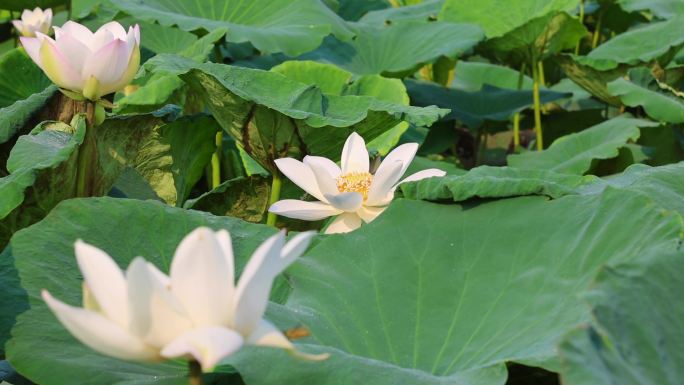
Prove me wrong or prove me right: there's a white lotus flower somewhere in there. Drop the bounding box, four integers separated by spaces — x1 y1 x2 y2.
20 21 140 101
42 227 322 371
269 132 446 234
12 7 52 37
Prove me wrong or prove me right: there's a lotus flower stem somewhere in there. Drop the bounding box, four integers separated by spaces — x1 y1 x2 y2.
512 63 527 149
211 131 222 189
592 11 603 49
188 360 203 385
531 57 544 151
575 0 585 54
266 170 283 226
75 103 98 197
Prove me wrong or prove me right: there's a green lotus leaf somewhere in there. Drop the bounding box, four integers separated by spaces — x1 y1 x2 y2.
569 16 684 71
358 0 444 25
559 250 684 385
607 68 684 123
0 116 85 248
111 0 353 56
144 55 448 172
439 0 580 38
617 0 684 19
401 165 601 201
302 21 484 75
405 79 570 129
0 49 56 145
227 189 683 385
507 116 657 175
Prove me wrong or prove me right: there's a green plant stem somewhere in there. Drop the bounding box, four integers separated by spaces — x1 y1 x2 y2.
537 61 546 88
213 45 223 63
75 102 97 197
188 361 202 385
266 170 283 227
211 131 222 189
512 63 527 148
592 11 603 49
531 58 544 151
574 0 585 54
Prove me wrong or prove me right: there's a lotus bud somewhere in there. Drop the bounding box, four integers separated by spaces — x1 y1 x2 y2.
12 7 52 37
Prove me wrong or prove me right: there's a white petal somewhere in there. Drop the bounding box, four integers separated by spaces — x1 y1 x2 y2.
170 227 233 327
99 21 128 40
341 132 369 174
324 192 363 212
127 258 193 349
357 206 386 223
232 232 285 334
246 319 293 349
366 160 403 206
20 36 42 66
53 30 90 74
58 21 94 46
42 290 157 361
74 240 128 327
88 26 115 52
38 34 83 91
274 158 326 202
12 21 27 36
278 231 315 271
161 327 244 372
215 229 235 293
303 155 341 178
146 261 171 288
396 168 447 185
380 142 419 178
269 200 342 221
247 320 329 361
81 38 130 93
324 212 362 234
304 156 339 197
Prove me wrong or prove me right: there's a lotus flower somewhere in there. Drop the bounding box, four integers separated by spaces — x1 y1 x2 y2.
42 227 322 371
20 21 140 101
12 7 52 37
269 132 446 234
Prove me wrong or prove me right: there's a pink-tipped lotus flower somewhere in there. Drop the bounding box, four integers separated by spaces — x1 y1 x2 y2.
12 7 52 37
269 132 446 234
20 21 140 101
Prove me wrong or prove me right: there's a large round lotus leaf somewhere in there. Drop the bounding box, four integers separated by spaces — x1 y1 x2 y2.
112 0 353 56
144 55 447 172
507 116 657 175
607 68 684 124
225 189 683 385
617 0 684 19
570 16 684 71
301 21 484 75
0 49 55 145
560 250 684 385
439 0 579 38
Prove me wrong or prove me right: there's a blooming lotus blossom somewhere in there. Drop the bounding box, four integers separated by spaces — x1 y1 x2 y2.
12 7 52 37
269 132 446 234
42 227 322 371
20 21 140 101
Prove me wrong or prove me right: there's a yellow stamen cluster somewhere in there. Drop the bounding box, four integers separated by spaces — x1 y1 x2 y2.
336 172 373 200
